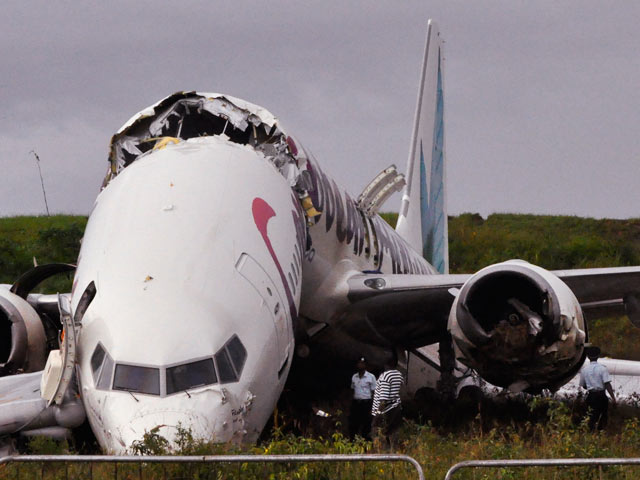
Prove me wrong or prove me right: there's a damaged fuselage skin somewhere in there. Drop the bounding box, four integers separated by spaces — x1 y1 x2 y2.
67 92 586 452
74 92 437 452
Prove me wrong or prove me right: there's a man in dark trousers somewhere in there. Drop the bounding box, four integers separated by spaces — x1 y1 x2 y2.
349 357 376 440
371 359 404 447
579 345 616 430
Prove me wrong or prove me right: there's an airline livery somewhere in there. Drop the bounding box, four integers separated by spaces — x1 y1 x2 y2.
1 21 640 453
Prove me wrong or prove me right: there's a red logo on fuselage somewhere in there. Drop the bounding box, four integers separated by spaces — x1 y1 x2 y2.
252 197 298 320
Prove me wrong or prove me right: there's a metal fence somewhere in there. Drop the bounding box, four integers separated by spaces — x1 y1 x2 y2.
444 457 640 479
0 453 425 480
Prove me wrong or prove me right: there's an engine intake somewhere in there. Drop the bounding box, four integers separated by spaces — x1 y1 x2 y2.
448 260 586 393
0 289 47 375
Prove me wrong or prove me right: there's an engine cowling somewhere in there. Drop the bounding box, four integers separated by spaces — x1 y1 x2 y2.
0 288 47 375
448 260 586 393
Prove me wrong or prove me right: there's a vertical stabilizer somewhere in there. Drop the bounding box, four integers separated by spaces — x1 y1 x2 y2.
396 20 448 274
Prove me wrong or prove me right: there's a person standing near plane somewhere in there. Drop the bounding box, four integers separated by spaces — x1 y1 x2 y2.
371 360 404 447
349 357 376 440
579 346 616 430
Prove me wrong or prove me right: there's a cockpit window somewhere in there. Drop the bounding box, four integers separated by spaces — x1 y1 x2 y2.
226 335 247 376
91 343 114 390
214 348 237 383
213 335 248 384
105 335 247 396
166 358 217 395
113 364 160 395
98 354 114 390
90 344 105 381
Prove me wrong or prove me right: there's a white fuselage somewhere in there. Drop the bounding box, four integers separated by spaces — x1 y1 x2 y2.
73 137 299 452
70 92 436 453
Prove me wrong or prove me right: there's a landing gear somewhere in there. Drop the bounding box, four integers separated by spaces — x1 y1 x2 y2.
437 333 457 401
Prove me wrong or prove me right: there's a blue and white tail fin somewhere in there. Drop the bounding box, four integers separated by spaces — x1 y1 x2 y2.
396 20 448 274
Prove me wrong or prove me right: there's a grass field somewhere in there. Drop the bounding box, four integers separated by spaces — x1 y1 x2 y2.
1 213 639 358
3 213 640 478
13 404 640 479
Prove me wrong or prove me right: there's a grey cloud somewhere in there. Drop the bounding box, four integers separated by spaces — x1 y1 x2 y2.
1 1 640 218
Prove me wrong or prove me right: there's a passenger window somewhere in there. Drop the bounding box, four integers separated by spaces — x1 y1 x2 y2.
166 359 217 395
215 348 237 383
226 336 247 376
113 364 160 395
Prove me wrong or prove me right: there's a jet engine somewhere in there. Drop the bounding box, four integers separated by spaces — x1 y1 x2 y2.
0 288 47 376
448 260 587 393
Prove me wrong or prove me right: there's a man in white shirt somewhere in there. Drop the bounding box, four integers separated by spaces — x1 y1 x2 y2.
349 357 376 440
579 345 616 430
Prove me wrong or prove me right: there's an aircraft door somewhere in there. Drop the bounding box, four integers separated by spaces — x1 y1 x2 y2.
235 253 291 369
41 294 77 405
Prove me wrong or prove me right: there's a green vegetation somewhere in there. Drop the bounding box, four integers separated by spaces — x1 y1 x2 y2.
3 213 640 477
382 212 640 360
0 215 86 293
1 213 639 358
12 403 640 479
381 212 640 272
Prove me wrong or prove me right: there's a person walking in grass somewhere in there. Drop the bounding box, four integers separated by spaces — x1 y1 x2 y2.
371 359 404 448
579 345 616 430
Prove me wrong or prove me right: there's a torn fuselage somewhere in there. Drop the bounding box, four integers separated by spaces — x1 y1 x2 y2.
104 92 311 196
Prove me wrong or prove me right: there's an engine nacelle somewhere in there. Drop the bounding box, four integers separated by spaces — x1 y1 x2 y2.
0 288 47 375
448 260 586 393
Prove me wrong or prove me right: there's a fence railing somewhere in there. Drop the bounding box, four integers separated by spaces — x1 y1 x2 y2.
9 452 640 479
444 457 640 479
0 453 425 480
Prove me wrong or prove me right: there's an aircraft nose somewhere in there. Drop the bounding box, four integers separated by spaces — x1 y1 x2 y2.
118 408 218 453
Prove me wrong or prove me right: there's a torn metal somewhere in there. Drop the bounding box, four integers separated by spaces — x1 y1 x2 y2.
449 261 587 393
103 92 315 210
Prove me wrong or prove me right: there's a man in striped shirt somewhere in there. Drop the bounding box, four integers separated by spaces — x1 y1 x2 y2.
371 360 404 447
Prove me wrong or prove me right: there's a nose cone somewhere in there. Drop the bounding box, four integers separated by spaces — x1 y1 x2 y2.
120 409 216 453
101 389 244 454
75 136 300 452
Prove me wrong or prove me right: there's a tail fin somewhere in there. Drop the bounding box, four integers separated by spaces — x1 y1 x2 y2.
395 19 448 274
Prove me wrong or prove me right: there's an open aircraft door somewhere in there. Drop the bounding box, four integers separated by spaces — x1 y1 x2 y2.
236 253 292 371
40 294 77 406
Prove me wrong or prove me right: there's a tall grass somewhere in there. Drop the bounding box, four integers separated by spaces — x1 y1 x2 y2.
13 399 640 479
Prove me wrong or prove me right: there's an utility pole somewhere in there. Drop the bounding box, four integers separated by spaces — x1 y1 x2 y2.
30 150 50 216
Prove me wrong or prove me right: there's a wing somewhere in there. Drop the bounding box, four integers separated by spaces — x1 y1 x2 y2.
552 267 640 325
0 264 85 445
0 370 85 439
344 265 640 349
342 273 469 349
0 289 85 445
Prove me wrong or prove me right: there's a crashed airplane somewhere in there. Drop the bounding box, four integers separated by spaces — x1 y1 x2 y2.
2 20 640 453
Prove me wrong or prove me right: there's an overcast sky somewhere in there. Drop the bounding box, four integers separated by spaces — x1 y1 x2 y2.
1 1 639 219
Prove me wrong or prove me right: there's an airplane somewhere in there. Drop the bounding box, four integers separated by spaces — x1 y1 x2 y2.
1 19 640 454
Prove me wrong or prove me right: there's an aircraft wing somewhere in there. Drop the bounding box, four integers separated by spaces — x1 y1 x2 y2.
0 286 85 444
0 371 85 439
551 267 640 325
342 273 469 349
344 265 640 349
